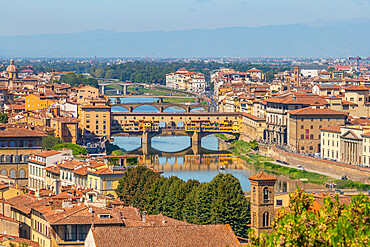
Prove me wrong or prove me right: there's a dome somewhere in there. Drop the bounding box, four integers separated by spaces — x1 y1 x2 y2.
6 59 17 73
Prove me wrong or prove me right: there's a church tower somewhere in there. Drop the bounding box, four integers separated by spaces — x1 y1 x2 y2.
249 172 277 235
294 66 300 86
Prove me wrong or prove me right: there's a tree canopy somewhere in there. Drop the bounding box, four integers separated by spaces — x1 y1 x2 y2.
53 143 88 156
0 113 8 124
249 189 370 246
42 135 63 150
116 166 250 237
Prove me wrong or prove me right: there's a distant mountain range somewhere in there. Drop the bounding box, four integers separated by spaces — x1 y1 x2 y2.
0 19 369 58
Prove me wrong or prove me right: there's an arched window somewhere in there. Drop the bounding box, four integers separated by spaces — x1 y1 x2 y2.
24 155 29 162
310 125 313 129
310 146 313 150
6 155 11 163
301 125 304 129
15 155 20 163
253 187 256 202
263 187 269 201
310 134 313 139
0 155 4 163
19 169 25 178
263 212 269 227
301 134 304 139
10 170 16 179
253 212 257 227
1 169 7 176
10 155 14 163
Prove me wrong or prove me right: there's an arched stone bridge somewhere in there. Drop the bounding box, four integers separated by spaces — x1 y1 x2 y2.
112 103 208 113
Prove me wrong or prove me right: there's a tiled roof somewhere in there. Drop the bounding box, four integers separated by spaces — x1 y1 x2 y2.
241 113 265 121
45 166 60 174
46 206 123 225
344 85 369 91
288 107 347 116
73 166 88 175
320 125 341 133
249 172 277 181
59 160 84 170
7 194 35 214
0 128 47 138
90 225 241 247
35 150 60 158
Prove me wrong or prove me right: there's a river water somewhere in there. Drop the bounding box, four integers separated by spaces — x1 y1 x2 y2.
111 97 325 192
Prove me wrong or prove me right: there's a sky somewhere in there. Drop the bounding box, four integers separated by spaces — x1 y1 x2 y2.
1 0 370 35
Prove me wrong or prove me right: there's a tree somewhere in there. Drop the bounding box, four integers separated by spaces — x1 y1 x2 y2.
42 135 63 150
116 167 251 238
53 143 88 156
249 189 370 246
0 113 8 123
115 166 160 208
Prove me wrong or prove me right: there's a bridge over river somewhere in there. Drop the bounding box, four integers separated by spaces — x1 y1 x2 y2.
111 112 242 147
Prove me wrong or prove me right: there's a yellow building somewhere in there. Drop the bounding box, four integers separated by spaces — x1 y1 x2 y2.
0 184 24 200
86 163 125 198
79 105 111 140
25 94 56 111
76 86 100 104
241 113 266 141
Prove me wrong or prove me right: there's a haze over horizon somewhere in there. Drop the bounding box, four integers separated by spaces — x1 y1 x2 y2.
1 0 370 36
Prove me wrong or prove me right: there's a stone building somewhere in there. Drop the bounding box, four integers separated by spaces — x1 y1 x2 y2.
249 172 277 235
0 128 47 186
287 107 347 153
241 113 266 141
265 93 329 145
320 125 370 167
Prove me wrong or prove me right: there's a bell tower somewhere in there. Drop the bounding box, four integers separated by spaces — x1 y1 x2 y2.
249 172 277 235
294 66 300 86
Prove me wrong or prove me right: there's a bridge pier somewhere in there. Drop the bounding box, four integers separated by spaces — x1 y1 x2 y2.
186 106 191 113
123 85 127 95
191 132 201 146
158 98 163 103
101 84 105 94
115 97 120 104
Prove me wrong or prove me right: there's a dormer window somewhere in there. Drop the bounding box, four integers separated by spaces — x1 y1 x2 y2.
98 214 111 219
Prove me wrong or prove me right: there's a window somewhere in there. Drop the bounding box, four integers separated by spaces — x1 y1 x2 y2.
65 225 77 241
310 125 313 129
106 180 112 190
310 134 313 139
310 146 313 150
319 125 322 129
301 147 305 150
86 114 90 118
301 125 304 129
301 134 304 139
10 169 16 178
263 212 269 227
253 212 256 227
263 187 269 202
276 199 283 206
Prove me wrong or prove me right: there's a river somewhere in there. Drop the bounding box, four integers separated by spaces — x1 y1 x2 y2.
111 97 325 192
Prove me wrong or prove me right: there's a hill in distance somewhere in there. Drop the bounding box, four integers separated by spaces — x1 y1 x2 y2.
0 19 369 58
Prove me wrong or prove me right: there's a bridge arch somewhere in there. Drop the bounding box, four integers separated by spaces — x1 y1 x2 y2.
162 105 187 113
132 105 160 113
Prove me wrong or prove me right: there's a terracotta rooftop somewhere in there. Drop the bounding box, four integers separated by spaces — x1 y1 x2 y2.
35 150 60 158
90 224 241 247
320 125 342 133
344 85 369 91
0 128 47 138
249 172 277 181
288 107 347 116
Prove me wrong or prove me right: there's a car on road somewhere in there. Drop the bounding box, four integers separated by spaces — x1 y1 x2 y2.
297 165 305 171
